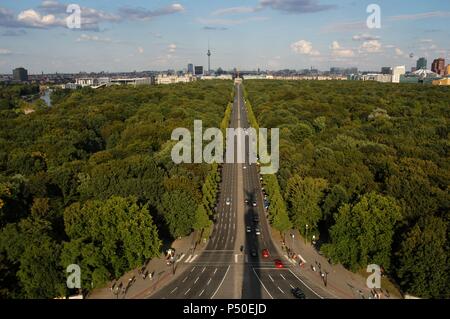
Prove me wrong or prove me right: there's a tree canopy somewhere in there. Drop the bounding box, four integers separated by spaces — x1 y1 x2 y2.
245 80 449 298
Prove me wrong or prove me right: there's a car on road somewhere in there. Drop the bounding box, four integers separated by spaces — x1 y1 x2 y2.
252 201 257 207
274 259 284 268
291 288 306 299
246 226 251 233
226 198 231 205
250 248 257 257
262 249 270 258
255 227 261 235
245 198 249 204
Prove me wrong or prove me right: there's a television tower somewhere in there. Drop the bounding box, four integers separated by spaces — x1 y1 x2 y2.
207 42 211 75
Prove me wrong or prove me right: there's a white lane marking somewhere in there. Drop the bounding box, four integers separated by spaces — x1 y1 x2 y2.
280 274 286 280
278 286 285 294
190 266 196 272
235 254 238 263
182 276 188 283
284 255 290 261
199 289 205 297
184 288 191 295
245 254 248 263
177 253 185 263
194 277 199 284
288 269 324 299
185 255 192 263
211 265 230 299
202 267 206 273
207 278 212 286
268 275 274 282
213 268 218 275
289 284 295 289
231 235 234 242
170 287 178 294
252 268 273 299
190 255 198 263
297 254 307 264
233 224 236 230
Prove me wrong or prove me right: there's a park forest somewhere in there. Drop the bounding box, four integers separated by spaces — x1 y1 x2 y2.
0 80 449 299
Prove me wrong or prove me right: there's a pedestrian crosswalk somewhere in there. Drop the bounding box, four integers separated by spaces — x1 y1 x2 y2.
182 253 298 267
284 255 297 265
184 254 197 263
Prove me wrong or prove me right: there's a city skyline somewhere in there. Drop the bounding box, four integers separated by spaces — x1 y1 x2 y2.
0 0 449 73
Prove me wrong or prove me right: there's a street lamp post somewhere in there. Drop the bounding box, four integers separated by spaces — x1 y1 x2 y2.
305 224 309 244
291 233 295 255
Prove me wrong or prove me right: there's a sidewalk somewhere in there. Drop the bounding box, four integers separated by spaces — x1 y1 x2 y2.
271 229 401 299
88 231 207 299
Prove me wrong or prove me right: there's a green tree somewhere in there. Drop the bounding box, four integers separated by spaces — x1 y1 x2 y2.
0 217 66 298
63 196 161 287
160 190 197 239
396 216 449 298
285 175 328 235
323 192 402 271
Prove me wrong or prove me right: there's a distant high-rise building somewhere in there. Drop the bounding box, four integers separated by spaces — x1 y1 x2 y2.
416 57 427 70
13 67 28 82
431 58 445 76
446 64 450 76
392 65 406 83
194 66 204 76
187 63 194 74
188 63 194 74
330 67 341 74
381 67 392 75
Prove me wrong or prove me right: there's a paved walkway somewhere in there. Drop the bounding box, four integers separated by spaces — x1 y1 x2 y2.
88 231 208 299
271 229 401 299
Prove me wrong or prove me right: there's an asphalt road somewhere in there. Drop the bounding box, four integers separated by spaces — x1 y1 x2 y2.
150 82 322 299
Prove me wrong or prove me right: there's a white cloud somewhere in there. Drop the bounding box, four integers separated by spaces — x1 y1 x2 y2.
212 6 259 16
1 1 182 30
197 16 269 26
330 41 354 57
291 40 320 56
17 9 64 28
0 48 12 55
389 11 450 21
76 34 112 43
352 33 380 41
360 40 382 53
118 4 184 21
260 0 336 13
395 48 404 56
168 44 177 53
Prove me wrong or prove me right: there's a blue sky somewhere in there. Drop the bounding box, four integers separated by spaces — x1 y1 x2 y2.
0 0 449 73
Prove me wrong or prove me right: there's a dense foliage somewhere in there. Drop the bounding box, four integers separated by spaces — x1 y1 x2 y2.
0 81 232 298
245 80 449 298
0 83 40 111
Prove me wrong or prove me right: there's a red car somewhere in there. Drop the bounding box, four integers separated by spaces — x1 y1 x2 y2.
274 259 284 269
262 249 270 258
